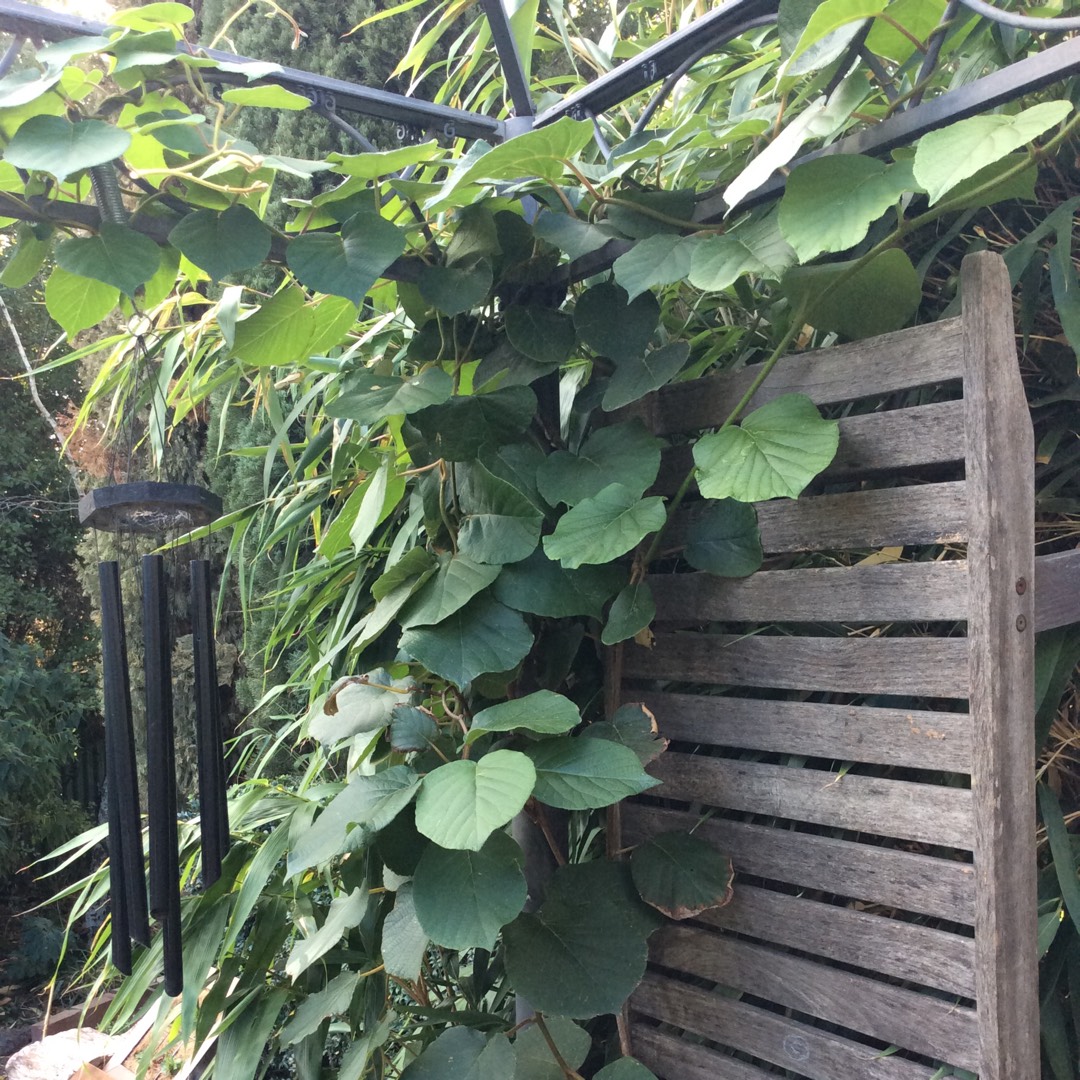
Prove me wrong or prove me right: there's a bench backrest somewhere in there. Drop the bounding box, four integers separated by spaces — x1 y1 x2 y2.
613 252 1038 1080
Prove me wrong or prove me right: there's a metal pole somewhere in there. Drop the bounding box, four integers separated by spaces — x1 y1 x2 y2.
479 0 534 120
142 554 183 997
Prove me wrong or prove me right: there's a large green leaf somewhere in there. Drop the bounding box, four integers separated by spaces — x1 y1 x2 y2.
410 386 537 460
513 1017 591 1080
418 261 493 316
232 286 316 365
220 84 311 109
400 594 534 688
287 209 406 302
44 267 118 337
503 862 650 1017
413 830 527 949
457 461 544 565
612 234 695 301
467 690 581 745
688 212 795 292
337 1014 397 1080
782 248 922 339
286 887 367 979
505 305 576 366
574 282 658 359
286 766 420 876
693 394 838 502
0 222 50 288
330 141 444 179
55 223 161 297
582 702 668 765
779 155 916 261
533 210 620 260
327 368 454 427
526 736 659 810
402 1029 514 1080
603 342 689 412
480 442 547 513
543 484 666 570
493 550 625 618
167 205 271 281
601 582 655 646
537 420 662 508
914 101 1073 204
630 830 734 919
383 883 429 982
428 117 593 207
390 705 441 753
683 499 763 577
414 750 536 851
399 554 501 629
4 115 131 181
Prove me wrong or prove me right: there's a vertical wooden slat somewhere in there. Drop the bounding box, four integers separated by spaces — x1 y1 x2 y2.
962 252 1038 1079
99 561 149 965
142 555 183 997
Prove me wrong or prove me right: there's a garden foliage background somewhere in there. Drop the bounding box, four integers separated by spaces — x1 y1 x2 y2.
0 0 1078 1076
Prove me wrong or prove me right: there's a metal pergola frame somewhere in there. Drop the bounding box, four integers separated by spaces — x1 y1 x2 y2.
0 0 1077 284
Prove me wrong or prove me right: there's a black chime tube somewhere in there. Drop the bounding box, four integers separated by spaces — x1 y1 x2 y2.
190 559 229 886
99 561 150 966
142 555 183 996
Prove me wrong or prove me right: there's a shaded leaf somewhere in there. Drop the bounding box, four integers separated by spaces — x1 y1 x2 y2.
683 499 763 577
782 248 922 339
467 690 581 744
55 223 160 296
505 305 576 366
44 267 117 337
582 702 668 765
594 1060 658 1080
280 971 359 1045
287 209 406 303
538 420 661 508
383 883 428 981
526 736 659 810
574 282 659 359
232 286 316 365
457 461 544 565
220 84 311 109
413 830 526 949
612 234 694 301
402 1028 514 1079
688 213 795 292
494 549 625 618
399 554 501 629
328 368 453 427
533 210 620 260
630 830 734 919
418 260 493 316
414 750 536 851
411 386 537 460
400 594 534 689
390 705 440 752
601 582 655 646
168 205 271 281
513 1017 590 1080
603 341 689 411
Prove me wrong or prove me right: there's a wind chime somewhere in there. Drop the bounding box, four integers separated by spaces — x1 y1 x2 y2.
81 408 229 997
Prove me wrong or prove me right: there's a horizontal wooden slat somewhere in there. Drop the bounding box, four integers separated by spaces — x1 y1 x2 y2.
651 560 969 625
668 482 969 556
633 973 943 1080
1035 549 1080 632
621 804 976 922
625 634 970 699
654 400 967 494
639 693 973 772
696 884 976 997
633 1027 778 1080
651 928 980 1070
618 318 964 436
647 752 975 847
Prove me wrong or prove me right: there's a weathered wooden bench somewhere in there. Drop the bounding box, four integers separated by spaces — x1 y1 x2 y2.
611 252 1080 1080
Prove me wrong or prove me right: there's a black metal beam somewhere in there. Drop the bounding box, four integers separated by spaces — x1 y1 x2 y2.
534 0 779 127
0 0 504 143
480 0 534 119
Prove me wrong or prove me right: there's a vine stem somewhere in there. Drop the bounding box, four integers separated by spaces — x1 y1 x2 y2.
534 1014 585 1080
639 299 808 568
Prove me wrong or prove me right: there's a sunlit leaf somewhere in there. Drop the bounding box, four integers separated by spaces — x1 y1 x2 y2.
543 484 666 569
